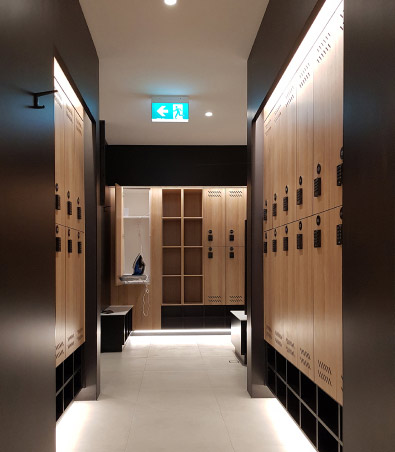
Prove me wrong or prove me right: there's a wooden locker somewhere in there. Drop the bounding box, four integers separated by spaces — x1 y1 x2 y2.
75 231 85 348
263 229 273 346
296 55 314 220
204 246 225 305
279 85 297 226
74 113 84 232
225 188 246 246
313 207 343 404
283 223 297 366
203 188 225 247
63 91 76 229
115 184 124 285
225 246 244 305
271 101 282 229
55 224 66 366
295 217 315 380
312 3 344 214
263 114 272 230
54 80 65 226
65 228 78 357
271 228 284 353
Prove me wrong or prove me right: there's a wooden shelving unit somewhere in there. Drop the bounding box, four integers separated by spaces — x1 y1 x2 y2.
162 189 204 305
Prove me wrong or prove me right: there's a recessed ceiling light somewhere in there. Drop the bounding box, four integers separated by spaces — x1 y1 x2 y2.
164 0 177 5
205 112 213 117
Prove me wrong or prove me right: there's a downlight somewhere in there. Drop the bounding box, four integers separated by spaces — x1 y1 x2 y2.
205 112 213 117
164 0 177 6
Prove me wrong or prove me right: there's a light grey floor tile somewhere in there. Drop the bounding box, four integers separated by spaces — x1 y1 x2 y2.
145 356 205 371
140 370 212 390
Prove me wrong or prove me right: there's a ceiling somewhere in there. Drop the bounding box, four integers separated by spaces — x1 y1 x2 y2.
79 0 269 146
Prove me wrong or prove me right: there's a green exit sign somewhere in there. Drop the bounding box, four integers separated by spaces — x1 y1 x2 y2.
152 96 189 123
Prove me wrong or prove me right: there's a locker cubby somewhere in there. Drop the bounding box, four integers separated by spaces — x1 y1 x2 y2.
301 404 317 446
74 370 82 396
301 372 317 411
318 388 339 436
287 388 300 424
56 364 63 392
184 248 202 275
287 361 300 394
184 276 203 304
318 423 338 452
277 377 287 407
184 189 202 217
64 380 74 410
56 392 63 421
163 219 181 246
162 189 181 217
64 355 73 382
163 276 182 304
268 345 276 368
163 248 181 275
184 219 202 246
276 353 287 380
268 366 276 394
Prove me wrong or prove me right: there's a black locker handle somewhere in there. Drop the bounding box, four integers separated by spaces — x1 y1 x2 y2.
283 237 288 252
55 194 61 210
56 237 61 252
68 239 73 253
296 188 303 206
283 196 288 212
337 164 343 186
208 230 213 242
67 201 72 216
77 206 82 220
314 230 321 248
336 224 343 245
314 178 321 197
78 241 82 254
263 209 267 221
208 247 213 258
263 242 267 254
229 249 235 258
272 239 277 253
229 229 234 242
272 203 277 217
297 234 303 250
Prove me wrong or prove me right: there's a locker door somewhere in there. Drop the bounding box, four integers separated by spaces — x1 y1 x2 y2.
271 102 282 229
65 228 78 357
263 229 273 346
313 207 343 404
225 246 244 305
64 92 76 229
313 4 344 214
74 113 84 232
54 80 65 226
296 55 314 220
295 217 314 380
203 188 225 246
271 228 284 353
225 188 246 246
115 184 124 285
284 223 297 366
263 114 272 230
75 231 85 348
279 85 296 226
204 246 225 305
55 224 66 366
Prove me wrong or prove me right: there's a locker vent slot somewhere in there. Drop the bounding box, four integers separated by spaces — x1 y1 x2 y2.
56 237 62 252
68 239 73 253
283 196 288 212
336 224 343 245
263 242 267 254
275 330 283 348
228 190 243 198
265 325 273 340
55 194 61 210
286 338 295 357
272 240 277 253
297 234 303 250
263 209 267 221
337 164 343 186
314 230 321 248
296 188 303 205
272 203 277 217
207 190 222 198
298 61 311 88
229 295 243 304
283 237 288 252
275 330 283 340
314 178 321 197
67 201 72 216
207 296 222 304
77 206 82 220
78 241 82 254
55 342 64 351
317 360 333 387
300 348 312 370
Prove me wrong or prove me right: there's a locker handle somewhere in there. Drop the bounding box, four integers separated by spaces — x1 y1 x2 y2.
297 234 303 250
77 206 82 220
67 201 72 216
56 237 61 252
229 230 234 242
314 178 321 197
296 188 303 206
78 241 82 254
229 247 235 258
263 208 268 221
208 247 213 258
337 164 343 186
68 239 73 253
272 240 277 253
336 224 343 245
263 242 267 254
272 203 277 217
283 196 288 212
283 237 288 252
314 230 321 248
208 230 213 242
55 194 61 210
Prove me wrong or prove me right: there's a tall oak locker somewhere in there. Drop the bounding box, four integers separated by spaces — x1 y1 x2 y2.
262 114 272 230
74 114 84 232
225 246 245 305
54 81 65 226
312 4 344 214
263 229 273 346
271 228 284 353
75 231 85 348
225 188 246 246
271 103 282 229
55 224 66 366
64 93 76 230
65 228 78 356
203 188 225 247
294 217 315 380
204 246 225 305
313 207 342 404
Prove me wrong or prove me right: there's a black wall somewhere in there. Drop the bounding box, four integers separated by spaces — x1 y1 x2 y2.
106 145 247 186
248 1 395 452
246 0 320 397
0 1 100 451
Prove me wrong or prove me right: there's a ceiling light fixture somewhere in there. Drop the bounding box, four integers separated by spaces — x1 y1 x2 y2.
164 0 177 6
205 112 213 117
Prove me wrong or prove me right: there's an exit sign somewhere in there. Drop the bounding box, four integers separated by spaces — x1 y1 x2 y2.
152 96 189 123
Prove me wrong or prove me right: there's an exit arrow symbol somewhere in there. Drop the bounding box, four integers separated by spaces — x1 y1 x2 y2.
157 105 168 117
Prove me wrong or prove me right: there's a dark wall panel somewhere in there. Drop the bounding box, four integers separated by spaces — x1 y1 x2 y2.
343 1 395 451
106 145 247 187
0 1 100 451
246 0 319 397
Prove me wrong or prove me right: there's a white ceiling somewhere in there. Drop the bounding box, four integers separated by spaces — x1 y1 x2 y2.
79 0 269 145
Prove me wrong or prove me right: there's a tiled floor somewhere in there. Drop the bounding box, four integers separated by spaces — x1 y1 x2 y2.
56 335 315 452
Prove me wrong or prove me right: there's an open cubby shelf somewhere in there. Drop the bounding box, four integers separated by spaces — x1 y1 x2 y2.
163 219 181 246
162 189 181 217
184 248 202 275
266 342 343 452
56 345 84 422
163 248 181 275
184 276 203 304
184 189 202 217
163 276 182 304
184 219 202 246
